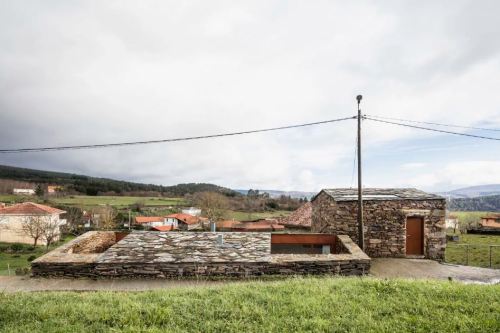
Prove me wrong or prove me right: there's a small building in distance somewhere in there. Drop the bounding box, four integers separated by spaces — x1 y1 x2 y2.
166 213 202 230
311 188 446 260
181 207 202 216
47 185 63 195
445 214 459 229
135 216 178 230
0 202 66 245
13 188 35 195
480 214 500 229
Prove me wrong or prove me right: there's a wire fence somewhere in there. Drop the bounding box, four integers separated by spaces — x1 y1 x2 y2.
445 244 500 268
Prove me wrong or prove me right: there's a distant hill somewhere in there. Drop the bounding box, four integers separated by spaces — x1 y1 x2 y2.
437 184 500 199
449 194 500 212
235 189 316 199
0 165 240 197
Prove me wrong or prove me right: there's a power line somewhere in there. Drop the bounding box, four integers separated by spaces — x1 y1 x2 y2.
364 116 500 141
366 114 500 132
0 116 357 153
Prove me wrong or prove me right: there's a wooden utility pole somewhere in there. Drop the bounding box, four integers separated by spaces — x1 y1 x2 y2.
356 95 364 250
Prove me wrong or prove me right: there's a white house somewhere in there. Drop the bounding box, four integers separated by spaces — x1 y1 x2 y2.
181 207 202 216
135 216 178 230
0 202 66 245
13 188 35 195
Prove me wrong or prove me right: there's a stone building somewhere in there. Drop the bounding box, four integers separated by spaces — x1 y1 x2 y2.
311 188 446 259
32 231 370 278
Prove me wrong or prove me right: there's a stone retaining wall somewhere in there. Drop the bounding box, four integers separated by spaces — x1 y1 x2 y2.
32 232 370 278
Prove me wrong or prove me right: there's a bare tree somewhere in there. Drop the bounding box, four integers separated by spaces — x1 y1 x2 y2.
41 217 61 248
62 206 84 235
194 192 228 223
99 205 117 230
20 216 46 247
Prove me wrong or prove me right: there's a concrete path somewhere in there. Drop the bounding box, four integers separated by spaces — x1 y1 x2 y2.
370 258 500 284
0 276 229 293
1 259 499 292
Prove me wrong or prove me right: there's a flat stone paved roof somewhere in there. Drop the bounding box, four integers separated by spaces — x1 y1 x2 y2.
97 231 272 264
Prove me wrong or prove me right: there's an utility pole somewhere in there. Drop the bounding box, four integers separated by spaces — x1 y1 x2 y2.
128 209 131 231
356 95 364 250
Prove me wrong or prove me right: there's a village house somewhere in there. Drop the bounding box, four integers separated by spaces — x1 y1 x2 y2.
480 214 500 229
181 207 202 216
0 202 66 245
13 188 35 195
311 188 446 259
47 185 63 195
135 216 178 229
166 213 202 230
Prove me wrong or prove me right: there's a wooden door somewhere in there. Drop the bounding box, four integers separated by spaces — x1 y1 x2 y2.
406 217 423 255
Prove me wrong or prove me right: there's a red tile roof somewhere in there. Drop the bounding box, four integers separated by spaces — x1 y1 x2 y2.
151 225 174 231
166 213 200 225
277 202 312 228
135 216 165 224
0 202 65 215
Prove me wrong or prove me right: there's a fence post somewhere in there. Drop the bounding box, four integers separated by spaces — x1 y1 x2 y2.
490 246 492 268
466 245 469 266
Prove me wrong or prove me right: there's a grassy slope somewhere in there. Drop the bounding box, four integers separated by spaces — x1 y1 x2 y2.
0 278 499 332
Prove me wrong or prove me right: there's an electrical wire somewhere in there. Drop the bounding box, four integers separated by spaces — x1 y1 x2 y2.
364 116 500 141
0 116 357 153
366 114 500 132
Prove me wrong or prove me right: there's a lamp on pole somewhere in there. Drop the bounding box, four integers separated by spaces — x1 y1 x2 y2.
356 95 364 250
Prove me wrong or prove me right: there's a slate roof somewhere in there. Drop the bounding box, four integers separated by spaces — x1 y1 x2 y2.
0 202 66 215
313 188 444 202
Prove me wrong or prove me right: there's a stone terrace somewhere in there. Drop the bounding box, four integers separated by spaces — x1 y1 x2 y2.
32 231 370 278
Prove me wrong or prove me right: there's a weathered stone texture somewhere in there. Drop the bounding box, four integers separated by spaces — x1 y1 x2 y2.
31 231 371 278
312 192 446 259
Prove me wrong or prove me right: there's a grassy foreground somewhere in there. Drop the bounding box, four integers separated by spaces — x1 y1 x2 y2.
1 278 499 332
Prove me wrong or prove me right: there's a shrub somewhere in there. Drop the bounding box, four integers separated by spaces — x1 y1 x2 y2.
10 243 25 252
27 255 37 262
15 267 30 275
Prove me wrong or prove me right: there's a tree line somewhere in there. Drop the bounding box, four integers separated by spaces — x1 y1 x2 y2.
449 195 500 211
0 165 240 197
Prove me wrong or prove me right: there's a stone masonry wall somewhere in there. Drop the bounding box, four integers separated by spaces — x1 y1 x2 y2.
31 231 370 278
312 192 446 259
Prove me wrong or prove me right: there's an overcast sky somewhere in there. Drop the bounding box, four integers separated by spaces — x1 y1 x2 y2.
1 1 499 192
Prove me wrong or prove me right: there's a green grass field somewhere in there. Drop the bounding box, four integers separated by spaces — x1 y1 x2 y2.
51 195 185 207
0 278 498 332
0 236 75 276
445 234 500 268
0 194 186 208
227 210 291 221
